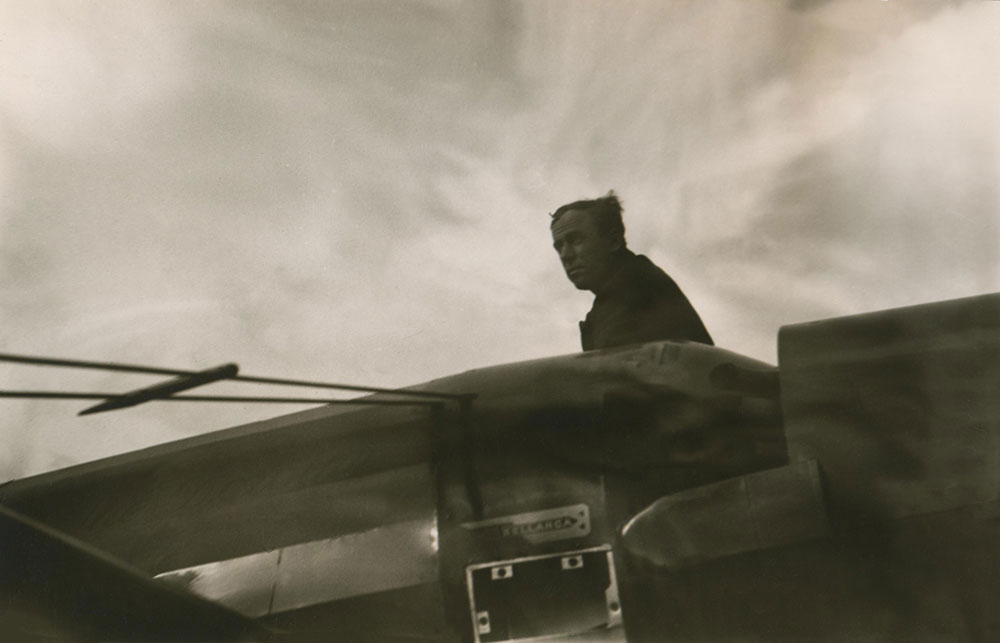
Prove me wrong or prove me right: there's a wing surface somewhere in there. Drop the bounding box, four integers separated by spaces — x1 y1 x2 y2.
0 504 270 642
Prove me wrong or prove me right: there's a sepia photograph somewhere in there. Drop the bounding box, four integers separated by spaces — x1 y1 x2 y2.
1 1 998 640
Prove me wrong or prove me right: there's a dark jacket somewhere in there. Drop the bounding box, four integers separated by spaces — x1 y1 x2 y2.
579 251 713 351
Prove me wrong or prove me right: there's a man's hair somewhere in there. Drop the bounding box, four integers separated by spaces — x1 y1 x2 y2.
550 190 626 242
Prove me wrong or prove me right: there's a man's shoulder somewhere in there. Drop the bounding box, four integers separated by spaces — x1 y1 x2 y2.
630 253 669 276
583 252 713 349
627 254 682 293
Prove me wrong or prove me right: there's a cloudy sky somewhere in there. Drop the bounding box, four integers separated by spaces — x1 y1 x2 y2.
1 0 997 479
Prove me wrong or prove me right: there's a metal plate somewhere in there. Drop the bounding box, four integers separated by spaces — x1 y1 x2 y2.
466 546 621 643
461 504 591 544
155 517 438 617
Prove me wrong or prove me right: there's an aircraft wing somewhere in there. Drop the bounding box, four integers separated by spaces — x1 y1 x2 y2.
0 503 270 642
5 292 995 641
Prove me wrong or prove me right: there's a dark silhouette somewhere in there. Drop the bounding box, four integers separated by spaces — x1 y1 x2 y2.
550 191 712 350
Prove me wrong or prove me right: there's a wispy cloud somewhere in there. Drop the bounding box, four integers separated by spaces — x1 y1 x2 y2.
1 1 997 478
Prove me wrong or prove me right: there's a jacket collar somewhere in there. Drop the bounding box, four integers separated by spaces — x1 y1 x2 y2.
592 249 637 299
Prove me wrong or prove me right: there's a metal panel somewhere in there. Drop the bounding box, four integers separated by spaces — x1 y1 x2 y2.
466 546 622 643
778 293 1000 523
156 517 438 617
461 504 591 544
621 460 829 568
271 517 439 613
1 403 438 573
156 550 278 618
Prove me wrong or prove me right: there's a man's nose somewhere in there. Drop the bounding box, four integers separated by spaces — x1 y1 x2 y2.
558 245 574 263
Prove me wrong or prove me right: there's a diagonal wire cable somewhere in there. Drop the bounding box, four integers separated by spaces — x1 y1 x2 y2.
0 391 440 406
0 352 471 400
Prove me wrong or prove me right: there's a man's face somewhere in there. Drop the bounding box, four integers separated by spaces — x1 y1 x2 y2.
551 209 621 293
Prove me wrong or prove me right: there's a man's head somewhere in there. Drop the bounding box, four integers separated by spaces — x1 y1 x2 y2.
550 191 627 293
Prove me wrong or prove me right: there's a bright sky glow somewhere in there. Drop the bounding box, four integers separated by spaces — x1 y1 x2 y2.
1 0 997 478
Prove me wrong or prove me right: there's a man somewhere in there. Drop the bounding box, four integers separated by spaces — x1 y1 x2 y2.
550 191 713 351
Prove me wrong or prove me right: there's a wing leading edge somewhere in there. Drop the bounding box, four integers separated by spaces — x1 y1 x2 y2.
0 504 271 642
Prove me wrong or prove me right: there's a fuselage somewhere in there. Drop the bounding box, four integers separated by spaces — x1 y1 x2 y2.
6 293 997 642
1 340 784 641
